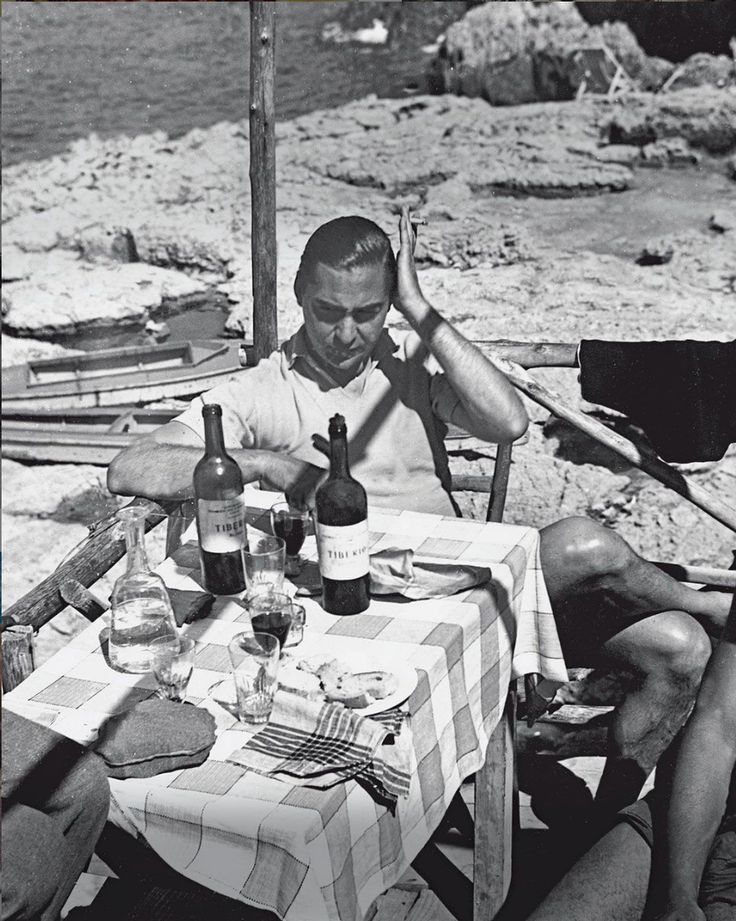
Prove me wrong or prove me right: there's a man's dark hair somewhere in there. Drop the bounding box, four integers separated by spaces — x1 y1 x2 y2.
294 216 396 304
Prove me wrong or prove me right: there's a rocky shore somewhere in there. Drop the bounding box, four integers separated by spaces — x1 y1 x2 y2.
3 70 735 662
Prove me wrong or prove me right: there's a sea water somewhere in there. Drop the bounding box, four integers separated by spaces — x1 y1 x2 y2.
109 598 178 673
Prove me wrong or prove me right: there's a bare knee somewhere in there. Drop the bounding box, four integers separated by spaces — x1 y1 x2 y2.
650 612 711 687
542 517 631 587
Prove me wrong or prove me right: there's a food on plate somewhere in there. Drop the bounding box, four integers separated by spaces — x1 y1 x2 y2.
278 665 323 701
285 655 399 709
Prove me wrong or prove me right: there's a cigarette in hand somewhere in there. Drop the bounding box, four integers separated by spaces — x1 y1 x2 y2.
410 215 427 237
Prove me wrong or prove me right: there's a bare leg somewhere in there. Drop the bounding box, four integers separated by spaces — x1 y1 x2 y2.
525 821 651 921
540 518 717 814
593 611 710 815
541 517 731 637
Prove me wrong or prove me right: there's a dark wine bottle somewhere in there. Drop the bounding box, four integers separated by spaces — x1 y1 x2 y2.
315 414 370 615
193 404 248 595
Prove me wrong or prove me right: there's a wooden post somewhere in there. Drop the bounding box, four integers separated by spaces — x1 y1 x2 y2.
250 2 278 362
2 626 35 692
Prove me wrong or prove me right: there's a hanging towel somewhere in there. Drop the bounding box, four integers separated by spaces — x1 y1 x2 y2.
578 340 736 462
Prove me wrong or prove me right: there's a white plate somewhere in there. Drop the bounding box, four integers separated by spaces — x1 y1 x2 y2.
285 645 418 716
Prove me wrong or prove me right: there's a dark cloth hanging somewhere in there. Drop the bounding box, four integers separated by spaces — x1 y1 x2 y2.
578 339 736 463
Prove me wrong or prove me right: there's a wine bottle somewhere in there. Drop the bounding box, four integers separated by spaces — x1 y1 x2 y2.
193 404 248 595
315 414 370 615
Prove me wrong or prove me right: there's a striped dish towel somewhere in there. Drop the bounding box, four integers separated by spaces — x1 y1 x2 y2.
227 694 412 811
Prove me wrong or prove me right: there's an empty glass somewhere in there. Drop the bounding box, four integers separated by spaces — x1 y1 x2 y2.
270 502 311 576
284 602 306 648
243 535 285 594
227 632 280 724
150 635 196 702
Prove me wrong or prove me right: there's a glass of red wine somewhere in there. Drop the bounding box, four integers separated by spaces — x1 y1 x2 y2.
270 501 311 577
245 591 293 655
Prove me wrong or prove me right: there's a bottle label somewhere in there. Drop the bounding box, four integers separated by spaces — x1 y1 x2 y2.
316 519 370 580
197 495 247 553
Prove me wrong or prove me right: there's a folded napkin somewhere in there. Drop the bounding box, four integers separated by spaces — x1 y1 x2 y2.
93 699 216 779
293 549 491 601
370 547 491 600
227 692 412 811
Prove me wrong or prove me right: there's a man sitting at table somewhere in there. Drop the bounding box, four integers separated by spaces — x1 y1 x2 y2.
108 206 732 820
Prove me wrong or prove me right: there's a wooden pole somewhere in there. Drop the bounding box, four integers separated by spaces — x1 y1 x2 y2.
488 354 736 534
474 340 578 369
250 2 278 362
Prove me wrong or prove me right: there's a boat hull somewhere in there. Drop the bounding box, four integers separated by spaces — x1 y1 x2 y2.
1 406 181 465
1 339 251 411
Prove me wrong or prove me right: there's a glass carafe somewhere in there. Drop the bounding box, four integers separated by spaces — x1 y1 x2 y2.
109 506 178 673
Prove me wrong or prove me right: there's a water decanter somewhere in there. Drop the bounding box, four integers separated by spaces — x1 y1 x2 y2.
109 506 178 673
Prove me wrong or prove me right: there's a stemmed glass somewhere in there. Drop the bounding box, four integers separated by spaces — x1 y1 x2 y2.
270 502 311 577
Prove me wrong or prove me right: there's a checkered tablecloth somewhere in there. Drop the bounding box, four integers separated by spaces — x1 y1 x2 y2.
5 489 567 921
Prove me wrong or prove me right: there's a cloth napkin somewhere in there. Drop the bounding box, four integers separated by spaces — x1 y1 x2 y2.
226 692 412 811
93 699 216 779
369 547 491 599
293 548 491 600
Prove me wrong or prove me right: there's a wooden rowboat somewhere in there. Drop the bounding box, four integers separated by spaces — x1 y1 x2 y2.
1 339 252 411
1 406 182 465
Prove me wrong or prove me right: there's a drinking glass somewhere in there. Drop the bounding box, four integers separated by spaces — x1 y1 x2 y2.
243 536 285 593
283 602 306 648
270 502 311 576
227 632 280 724
244 591 293 653
150 635 196 702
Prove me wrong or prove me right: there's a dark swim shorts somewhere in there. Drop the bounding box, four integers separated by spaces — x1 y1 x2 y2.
618 795 736 919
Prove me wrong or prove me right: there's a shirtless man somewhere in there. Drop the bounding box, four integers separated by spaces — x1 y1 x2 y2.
108 206 731 817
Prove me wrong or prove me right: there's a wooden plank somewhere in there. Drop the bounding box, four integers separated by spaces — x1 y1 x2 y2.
486 354 736 533
1 498 177 634
249 2 278 361
408 889 458 921
473 691 515 921
2 625 35 691
372 888 420 921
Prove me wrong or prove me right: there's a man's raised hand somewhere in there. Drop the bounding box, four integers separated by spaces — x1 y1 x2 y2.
394 204 427 317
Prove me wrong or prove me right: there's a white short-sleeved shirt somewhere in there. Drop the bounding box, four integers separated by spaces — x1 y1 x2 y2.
175 328 462 515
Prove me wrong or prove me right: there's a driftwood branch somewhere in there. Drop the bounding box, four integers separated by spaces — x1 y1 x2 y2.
1 498 178 634
487 354 736 534
249 2 278 362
